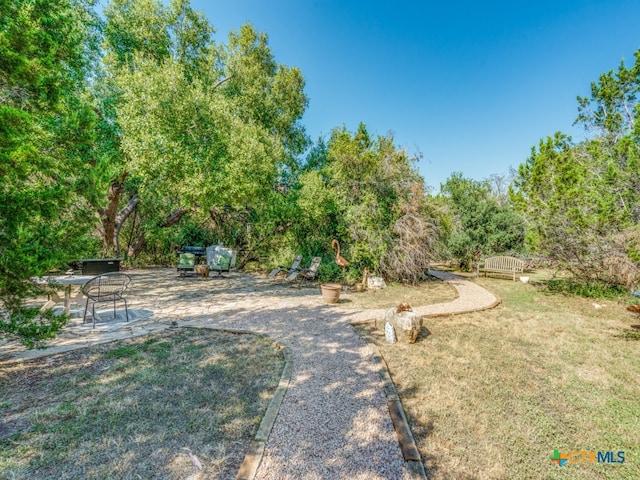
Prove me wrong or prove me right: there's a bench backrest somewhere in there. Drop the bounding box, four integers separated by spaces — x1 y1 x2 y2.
484 256 524 271
82 273 131 301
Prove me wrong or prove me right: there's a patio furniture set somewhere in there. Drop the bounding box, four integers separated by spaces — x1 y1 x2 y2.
34 252 525 333
176 245 237 278
35 272 131 329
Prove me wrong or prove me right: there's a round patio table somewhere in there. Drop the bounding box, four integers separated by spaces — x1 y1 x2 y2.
33 275 95 315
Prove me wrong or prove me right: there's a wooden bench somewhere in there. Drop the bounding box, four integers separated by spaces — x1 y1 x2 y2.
477 256 524 281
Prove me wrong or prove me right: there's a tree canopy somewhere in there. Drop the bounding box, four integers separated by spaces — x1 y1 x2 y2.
97 0 309 260
0 0 101 345
511 49 640 286
295 124 438 284
439 172 525 270
3 0 640 348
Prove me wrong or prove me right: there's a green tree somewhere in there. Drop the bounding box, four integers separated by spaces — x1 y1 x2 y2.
440 172 525 270
295 124 438 284
0 0 101 345
100 1 308 259
512 49 640 286
576 50 640 140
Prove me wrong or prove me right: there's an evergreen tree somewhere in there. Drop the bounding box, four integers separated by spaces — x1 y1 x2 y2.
0 0 101 345
512 49 640 286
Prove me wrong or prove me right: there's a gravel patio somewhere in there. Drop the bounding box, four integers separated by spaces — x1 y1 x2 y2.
1 268 498 479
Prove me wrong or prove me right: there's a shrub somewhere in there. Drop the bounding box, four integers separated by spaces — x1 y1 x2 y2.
0 307 68 349
543 279 628 298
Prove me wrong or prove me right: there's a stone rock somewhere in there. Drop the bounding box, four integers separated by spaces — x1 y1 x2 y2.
367 276 387 289
392 311 422 344
385 306 396 323
376 307 423 344
376 307 397 331
384 322 396 343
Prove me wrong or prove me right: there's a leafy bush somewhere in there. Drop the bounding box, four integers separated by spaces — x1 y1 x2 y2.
177 222 212 248
544 279 628 298
317 261 343 283
0 307 68 349
440 173 525 270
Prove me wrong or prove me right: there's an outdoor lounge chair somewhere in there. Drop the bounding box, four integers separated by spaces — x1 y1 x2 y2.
82 272 131 328
269 254 303 278
206 245 236 277
177 253 197 277
209 253 232 278
286 256 322 285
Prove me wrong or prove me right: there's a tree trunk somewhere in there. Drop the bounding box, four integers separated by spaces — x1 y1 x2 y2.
113 195 139 256
236 222 292 269
160 207 195 228
96 173 141 257
98 176 126 256
127 233 147 258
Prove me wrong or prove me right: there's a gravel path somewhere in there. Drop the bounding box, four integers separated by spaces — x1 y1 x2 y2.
175 284 409 479
348 270 500 324
1 269 499 479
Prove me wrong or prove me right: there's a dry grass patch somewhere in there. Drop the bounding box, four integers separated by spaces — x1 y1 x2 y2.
337 277 457 310
358 275 640 480
0 328 284 480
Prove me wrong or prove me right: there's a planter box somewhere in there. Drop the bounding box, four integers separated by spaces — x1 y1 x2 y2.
81 258 121 275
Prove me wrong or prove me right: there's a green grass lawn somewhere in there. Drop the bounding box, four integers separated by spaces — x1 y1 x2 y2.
358 274 640 480
0 328 284 480
337 276 458 310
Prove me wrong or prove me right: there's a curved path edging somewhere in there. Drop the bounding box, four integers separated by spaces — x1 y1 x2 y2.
349 269 501 325
362 338 427 479
176 326 293 480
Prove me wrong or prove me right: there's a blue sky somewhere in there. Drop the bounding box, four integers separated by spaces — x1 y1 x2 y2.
190 0 639 190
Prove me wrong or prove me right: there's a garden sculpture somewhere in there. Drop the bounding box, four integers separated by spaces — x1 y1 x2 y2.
331 239 350 288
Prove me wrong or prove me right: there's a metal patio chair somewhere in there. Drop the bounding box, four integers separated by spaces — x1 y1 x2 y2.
177 253 197 277
209 253 232 278
82 272 131 328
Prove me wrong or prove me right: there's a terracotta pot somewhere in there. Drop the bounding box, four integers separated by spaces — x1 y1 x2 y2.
320 283 342 303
